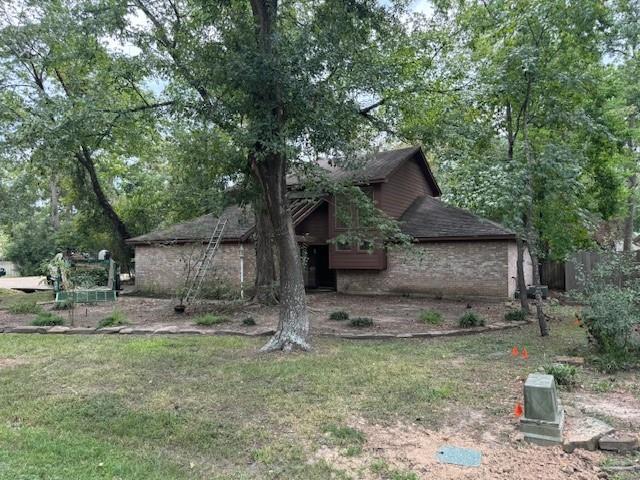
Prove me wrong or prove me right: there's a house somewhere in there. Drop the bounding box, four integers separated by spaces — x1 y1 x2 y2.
127 146 532 298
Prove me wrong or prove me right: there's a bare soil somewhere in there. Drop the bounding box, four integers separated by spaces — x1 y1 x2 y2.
316 414 605 480
0 290 520 334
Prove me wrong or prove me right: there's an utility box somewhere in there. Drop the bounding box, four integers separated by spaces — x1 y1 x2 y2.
520 373 564 445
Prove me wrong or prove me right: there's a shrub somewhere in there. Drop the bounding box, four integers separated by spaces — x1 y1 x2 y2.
458 311 485 328
194 314 228 326
8 302 43 315
581 286 638 359
31 312 64 326
573 253 640 368
543 363 578 388
329 311 349 321
350 317 373 327
504 309 526 322
98 310 128 328
242 317 256 326
418 310 442 325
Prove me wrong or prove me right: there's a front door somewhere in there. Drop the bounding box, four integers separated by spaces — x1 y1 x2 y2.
303 245 336 290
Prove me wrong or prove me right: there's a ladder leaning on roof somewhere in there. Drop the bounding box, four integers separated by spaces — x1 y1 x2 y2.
183 217 228 305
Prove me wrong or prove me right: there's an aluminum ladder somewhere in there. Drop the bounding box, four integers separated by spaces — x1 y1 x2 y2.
183 217 227 305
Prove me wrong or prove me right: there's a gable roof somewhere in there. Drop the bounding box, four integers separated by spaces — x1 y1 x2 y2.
400 196 515 241
289 146 441 196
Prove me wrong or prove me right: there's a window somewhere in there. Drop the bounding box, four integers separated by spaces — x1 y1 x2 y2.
358 239 375 252
334 187 375 230
336 238 352 251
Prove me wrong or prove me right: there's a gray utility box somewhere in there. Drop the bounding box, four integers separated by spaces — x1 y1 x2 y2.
515 285 549 299
520 373 564 446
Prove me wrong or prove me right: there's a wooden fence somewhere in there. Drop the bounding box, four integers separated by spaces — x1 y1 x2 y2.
541 251 640 292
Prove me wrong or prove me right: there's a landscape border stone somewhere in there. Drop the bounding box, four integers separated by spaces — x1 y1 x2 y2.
0 320 526 339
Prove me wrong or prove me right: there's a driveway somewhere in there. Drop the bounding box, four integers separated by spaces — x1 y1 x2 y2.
0 276 51 291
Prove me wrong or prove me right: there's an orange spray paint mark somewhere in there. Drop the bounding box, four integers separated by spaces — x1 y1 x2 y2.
514 403 523 417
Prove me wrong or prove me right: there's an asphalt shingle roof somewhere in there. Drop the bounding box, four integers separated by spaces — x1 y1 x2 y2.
399 196 515 240
288 146 441 195
127 204 255 244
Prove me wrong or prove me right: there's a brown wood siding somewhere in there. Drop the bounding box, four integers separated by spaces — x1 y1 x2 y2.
379 156 434 219
295 202 329 244
328 186 387 270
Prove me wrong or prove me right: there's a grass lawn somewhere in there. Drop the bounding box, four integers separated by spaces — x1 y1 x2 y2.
0 309 636 479
0 288 52 311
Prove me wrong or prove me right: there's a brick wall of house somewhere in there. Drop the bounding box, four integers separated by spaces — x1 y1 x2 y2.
134 242 256 297
336 240 515 298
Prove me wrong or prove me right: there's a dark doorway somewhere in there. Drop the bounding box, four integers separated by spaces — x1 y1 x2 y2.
303 245 336 290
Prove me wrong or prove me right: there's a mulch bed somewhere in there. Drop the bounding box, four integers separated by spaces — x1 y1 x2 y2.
0 291 526 337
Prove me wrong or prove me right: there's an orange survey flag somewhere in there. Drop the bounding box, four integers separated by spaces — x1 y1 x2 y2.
514 403 523 417
521 347 529 360
511 346 519 357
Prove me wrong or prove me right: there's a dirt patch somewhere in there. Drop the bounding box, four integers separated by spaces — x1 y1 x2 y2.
566 392 640 430
0 358 26 369
316 416 605 480
0 291 523 336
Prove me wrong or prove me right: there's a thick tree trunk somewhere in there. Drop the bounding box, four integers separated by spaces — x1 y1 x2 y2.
254 153 310 352
75 147 131 255
623 173 637 252
516 237 530 313
248 0 310 351
253 194 279 305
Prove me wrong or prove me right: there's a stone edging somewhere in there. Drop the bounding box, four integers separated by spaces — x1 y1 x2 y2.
0 321 527 339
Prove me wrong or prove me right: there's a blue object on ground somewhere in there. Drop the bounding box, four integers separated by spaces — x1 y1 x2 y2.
436 445 482 467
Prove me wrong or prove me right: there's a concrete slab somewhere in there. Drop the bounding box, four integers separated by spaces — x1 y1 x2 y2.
599 433 639 452
562 416 614 453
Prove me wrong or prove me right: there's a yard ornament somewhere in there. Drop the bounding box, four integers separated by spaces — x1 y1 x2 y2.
521 347 529 360
511 346 519 357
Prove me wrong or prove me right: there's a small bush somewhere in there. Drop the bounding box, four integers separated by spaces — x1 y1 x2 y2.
98 310 128 328
350 317 373 328
543 363 578 388
8 302 43 315
329 310 349 321
242 317 256 326
458 311 485 328
504 309 526 322
419 310 442 325
31 312 64 326
194 314 228 326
